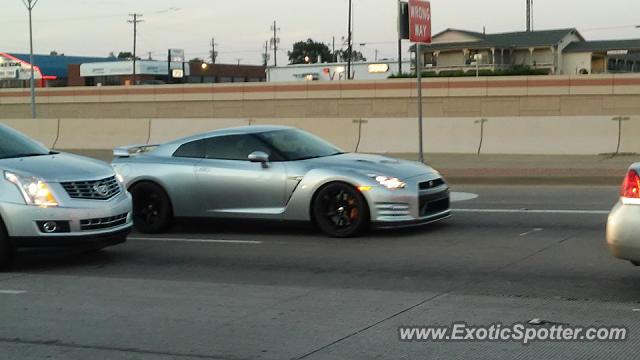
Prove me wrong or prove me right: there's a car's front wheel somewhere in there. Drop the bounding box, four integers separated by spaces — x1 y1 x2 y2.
312 182 370 238
130 182 173 234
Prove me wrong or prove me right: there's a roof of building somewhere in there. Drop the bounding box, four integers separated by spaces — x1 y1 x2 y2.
431 28 486 40
563 39 640 53
417 28 582 51
6 53 114 78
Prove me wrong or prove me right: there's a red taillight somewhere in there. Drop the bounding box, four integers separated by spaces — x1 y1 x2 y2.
621 170 640 198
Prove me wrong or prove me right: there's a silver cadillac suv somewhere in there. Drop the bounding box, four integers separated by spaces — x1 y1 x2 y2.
0 124 132 267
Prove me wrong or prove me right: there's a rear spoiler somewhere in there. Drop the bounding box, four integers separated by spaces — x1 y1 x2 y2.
113 144 159 158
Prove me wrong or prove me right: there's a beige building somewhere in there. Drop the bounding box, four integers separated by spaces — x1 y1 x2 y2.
416 28 640 75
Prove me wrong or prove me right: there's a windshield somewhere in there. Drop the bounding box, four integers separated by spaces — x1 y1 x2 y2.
0 125 50 160
256 129 343 161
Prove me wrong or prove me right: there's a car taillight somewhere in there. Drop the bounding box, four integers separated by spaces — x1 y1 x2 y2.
621 170 640 198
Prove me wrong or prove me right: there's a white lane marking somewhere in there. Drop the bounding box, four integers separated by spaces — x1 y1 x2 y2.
129 237 262 245
520 228 544 237
453 209 610 215
450 192 479 202
0 290 26 295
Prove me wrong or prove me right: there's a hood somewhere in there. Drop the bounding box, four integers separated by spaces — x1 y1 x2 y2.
304 153 438 180
0 152 115 183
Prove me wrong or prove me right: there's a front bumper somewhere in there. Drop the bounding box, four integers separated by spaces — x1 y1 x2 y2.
607 200 640 262
366 174 451 228
13 227 130 249
0 192 133 249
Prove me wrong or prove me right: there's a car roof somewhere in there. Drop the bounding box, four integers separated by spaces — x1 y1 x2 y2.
151 125 294 156
171 125 293 144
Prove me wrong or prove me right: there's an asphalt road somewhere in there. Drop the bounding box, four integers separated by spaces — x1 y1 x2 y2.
1 184 639 360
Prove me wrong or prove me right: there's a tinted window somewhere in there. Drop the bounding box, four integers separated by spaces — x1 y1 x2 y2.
205 135 282 161
256 129 343 161
173 139 206 158
0 125 50 160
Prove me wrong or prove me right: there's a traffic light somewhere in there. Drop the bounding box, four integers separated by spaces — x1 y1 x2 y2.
399 1 410 40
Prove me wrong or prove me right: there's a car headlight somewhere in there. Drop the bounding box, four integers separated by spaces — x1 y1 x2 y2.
4 171 59 207
115 173 125 184
372 175 406 190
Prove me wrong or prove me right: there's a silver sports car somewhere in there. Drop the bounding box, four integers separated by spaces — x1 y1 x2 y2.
112 126 450 237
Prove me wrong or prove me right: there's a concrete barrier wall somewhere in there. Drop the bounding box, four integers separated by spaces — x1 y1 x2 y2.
0 118 59 148
2 75 640 120
2 74 639 155
1 116 637 155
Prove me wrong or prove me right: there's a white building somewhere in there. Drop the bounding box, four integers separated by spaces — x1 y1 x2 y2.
266 60 412 82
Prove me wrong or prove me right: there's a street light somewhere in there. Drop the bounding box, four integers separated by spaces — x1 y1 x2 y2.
21 0 40 119
201 63 208 70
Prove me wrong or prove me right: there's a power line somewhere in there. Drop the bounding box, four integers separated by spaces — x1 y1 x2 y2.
5 7 179 25
580 24 640 32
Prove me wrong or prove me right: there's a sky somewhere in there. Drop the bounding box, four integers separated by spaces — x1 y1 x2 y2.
3 0 640 65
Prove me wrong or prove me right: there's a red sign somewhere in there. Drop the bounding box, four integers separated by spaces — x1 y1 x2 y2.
408 0 432 44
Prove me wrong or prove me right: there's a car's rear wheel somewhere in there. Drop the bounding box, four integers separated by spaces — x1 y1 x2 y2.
312 182 370 238
0 218 15 270
130 182 173 234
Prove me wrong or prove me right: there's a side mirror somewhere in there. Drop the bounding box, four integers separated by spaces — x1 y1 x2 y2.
248 151 270 167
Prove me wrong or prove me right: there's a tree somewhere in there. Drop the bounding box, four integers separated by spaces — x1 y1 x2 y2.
337 49 367 62
189 58 204 64
117 52 140 60
49 50 63 56
108 52 117 59
288 39 331 65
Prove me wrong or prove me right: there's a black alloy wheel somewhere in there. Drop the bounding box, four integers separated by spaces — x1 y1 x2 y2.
130 182 173 234
312 182 370 238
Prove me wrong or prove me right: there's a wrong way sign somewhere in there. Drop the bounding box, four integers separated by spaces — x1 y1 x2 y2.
409 0 432 44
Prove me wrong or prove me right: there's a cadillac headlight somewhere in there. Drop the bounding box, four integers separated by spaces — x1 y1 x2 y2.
4 171 59 207
372 175 406 190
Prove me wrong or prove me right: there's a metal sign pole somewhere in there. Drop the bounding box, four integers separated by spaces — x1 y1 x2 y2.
416 43 424 163
27 2 36 119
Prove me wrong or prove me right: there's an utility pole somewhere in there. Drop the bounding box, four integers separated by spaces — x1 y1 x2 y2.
332 36 336 62
21 0 40 119
397 0 403 74
263 41 270 66
210 38 218 64
270 21 280 67
526 0 532 32
147 51 153 60
346 0 353 80
128 13 143 85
